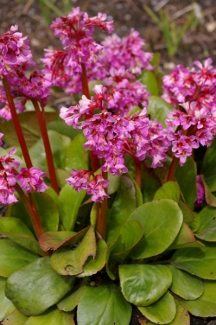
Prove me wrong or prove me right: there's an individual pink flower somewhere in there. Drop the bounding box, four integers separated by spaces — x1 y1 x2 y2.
67 170 109 202
0 25 35 76
17 167 48 193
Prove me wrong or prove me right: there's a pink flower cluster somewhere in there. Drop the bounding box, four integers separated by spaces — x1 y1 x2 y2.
61 85 170 180
67 170 109 203
0 26 50 120
42 7 114 87
0 143 48 204
164 58 216 165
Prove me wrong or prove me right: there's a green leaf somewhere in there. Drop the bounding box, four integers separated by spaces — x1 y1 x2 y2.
201 175 216 207
180 280 216 317
77 240 108 277
171 244 216 279
129 199 183 259
202 137 216 191
5 257 74 316
178 201 194 224
138 291 176 324
50 226 96 275
141 164 161 203
2 309 28 325
168 265 204 300
146 299 190 325
39 227 89 253
32 192 59 232
175 157 197 209
107 174 120 195
77 285 132 325
195 206 216 242
168 222 197 249
65 133 88 172
106 176 137 244
39 231 76 251
0 239 38 278
111 220 144 262
0 217 43 255
47 120 81 139
141 71 159 96
58 285 86 312
1 112 57 148
147 96 173 127
24 309 75 325
56 168 70 189
119 264 172 306
29 130 70 170
0 278 15 321
153 181 180 202
58 184 86 231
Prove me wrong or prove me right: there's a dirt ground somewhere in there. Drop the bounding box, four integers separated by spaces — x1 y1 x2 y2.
1 1 216 324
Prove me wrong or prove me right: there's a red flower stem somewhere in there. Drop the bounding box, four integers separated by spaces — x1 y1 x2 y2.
3 76 32 169
81 63 90 99
15 183 44 239
32 99 59 194
166 156 179 182
135 158 142 189
96 171 108 239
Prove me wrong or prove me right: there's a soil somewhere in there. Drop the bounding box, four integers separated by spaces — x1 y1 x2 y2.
1 1 216 324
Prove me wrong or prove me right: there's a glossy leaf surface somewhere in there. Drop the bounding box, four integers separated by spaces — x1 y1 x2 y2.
50 226 96 275
171 244 216 279
77 285 132 325
138 291 176 324
24 309 75 325
168 265 204 300
119 264 172 306
195 206 216 241
58 184 86 231
0 239 38 277
0 278 15 321
129 199 183 259
5 257 74 316
180 281 216 317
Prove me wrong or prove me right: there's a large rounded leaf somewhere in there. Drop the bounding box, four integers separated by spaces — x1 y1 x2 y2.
195 206 216 242
5 257 74 316
147 96 173 127
153 181 180 202
2 309 28 325
0 278 15 321
24 309 75 325
168 265 204 300
50 226 96 276
129 199 183 259
119 264 172 306
77 285 132 325
106 176 137 244
77 240 108 277
111 220 144 263
175 157 197 210
65 133 88 172
138 291 176 324
171 244 216 279
146 298 190 325
29 130 70 170
58 184 86 231
0 239 38 278
0 217 43 255
180 280 216 317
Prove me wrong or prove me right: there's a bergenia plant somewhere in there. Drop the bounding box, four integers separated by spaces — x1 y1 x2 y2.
1 6 216 325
